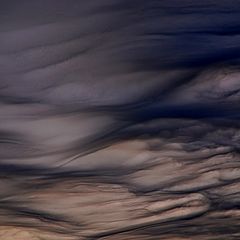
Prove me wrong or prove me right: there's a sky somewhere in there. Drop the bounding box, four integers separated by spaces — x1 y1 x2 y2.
0 1 240 239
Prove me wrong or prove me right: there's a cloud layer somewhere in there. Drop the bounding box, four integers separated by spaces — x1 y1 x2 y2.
0 1 240 239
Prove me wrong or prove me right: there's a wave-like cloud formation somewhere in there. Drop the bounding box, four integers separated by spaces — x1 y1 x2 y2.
0 0 240 239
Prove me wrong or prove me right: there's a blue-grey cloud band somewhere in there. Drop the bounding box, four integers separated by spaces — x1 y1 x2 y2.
0 1 240 239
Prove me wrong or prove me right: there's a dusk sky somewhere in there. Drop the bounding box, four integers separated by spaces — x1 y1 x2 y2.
0 1 240 239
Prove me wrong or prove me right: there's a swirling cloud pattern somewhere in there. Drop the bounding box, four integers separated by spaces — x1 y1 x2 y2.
0 1 240 239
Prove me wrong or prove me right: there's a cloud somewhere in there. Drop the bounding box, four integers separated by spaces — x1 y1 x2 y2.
0 0 240 239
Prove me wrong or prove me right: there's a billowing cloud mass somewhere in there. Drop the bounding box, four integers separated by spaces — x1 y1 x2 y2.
0 0 240 239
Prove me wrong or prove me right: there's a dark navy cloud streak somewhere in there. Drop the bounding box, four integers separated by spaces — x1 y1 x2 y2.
0 0 240 239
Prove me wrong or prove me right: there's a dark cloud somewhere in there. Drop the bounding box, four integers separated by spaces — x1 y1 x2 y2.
0 0 240 239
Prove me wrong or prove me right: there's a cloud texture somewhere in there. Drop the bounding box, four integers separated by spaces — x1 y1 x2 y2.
0 0 240 239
